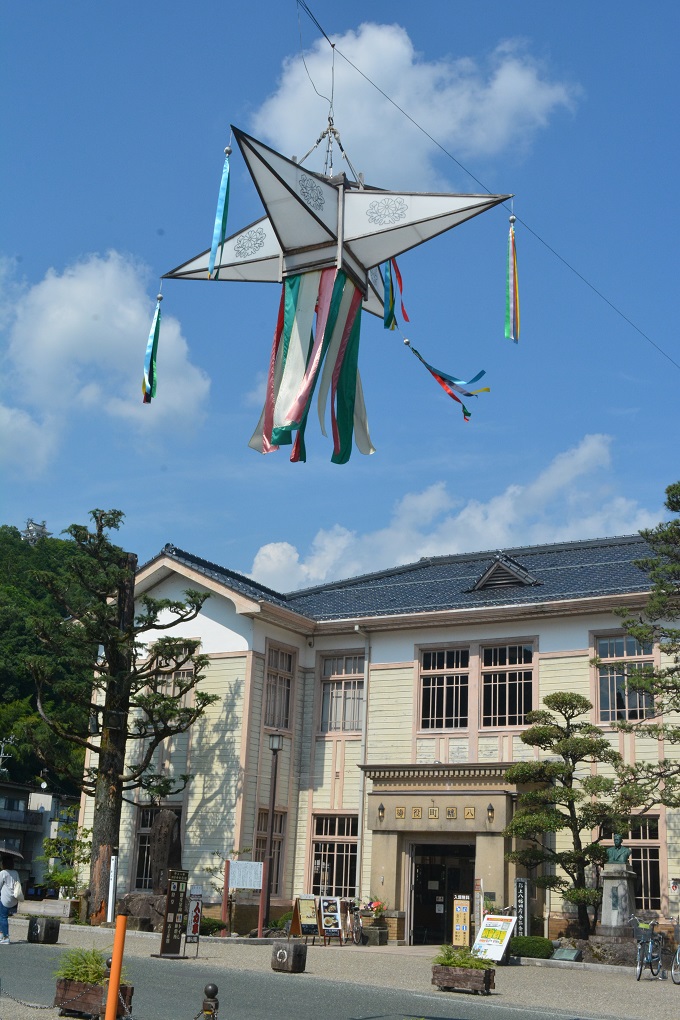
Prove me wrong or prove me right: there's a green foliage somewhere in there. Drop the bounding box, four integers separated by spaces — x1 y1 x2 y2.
199 916 228 936
37 804 92 895
504 692 637 937
267 910 293 930
53 947 128 985
432 945 493 969
508 936 553 959
611 481 680 806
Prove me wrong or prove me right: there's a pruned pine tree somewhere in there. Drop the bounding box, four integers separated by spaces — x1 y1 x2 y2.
28 509 218 923
503 692 644 938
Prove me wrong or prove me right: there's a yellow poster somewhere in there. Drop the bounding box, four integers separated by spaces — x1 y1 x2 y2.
452 895 470 946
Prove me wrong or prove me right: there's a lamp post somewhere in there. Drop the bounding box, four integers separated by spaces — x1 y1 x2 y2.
264 732 284 926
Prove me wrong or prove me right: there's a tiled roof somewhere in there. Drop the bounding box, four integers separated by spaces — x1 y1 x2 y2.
152 536 651 623
285 535 651 621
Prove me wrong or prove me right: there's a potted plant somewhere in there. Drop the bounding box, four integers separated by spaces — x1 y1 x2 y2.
53 947 134 1018
431 944 495 995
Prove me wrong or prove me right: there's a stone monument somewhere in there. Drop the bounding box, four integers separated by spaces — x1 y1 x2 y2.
116 809 183 931
598 835 637 936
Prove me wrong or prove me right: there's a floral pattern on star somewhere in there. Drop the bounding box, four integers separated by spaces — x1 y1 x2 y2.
366 197 408 225
298 175 325 212
234 228 267 259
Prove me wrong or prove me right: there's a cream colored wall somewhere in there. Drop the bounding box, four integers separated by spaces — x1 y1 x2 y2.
367 666 413 763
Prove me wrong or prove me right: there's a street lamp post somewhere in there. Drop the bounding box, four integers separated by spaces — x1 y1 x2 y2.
264 732 284 926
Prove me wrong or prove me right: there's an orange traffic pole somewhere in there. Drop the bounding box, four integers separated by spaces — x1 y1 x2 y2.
105 914 127 1020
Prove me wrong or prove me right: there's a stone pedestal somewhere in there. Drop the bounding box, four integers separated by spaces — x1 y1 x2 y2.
598 863 637 936
271 942 307 973
27 916 60 943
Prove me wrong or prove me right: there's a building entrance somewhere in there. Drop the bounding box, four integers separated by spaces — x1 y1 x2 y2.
410 843 475 945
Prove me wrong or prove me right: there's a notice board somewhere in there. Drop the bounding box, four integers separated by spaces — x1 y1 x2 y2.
159 869 189 957
471 913 517 961
452 894 470 946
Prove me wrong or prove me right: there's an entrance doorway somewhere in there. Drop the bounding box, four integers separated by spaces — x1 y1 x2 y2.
410 843 475 945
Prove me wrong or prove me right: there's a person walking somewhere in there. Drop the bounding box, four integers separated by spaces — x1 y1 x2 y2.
0 852 20 944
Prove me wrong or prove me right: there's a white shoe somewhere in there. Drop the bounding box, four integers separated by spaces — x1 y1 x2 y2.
0 937 9 945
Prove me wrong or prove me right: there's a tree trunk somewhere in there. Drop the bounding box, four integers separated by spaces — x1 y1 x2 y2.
88 553 136 924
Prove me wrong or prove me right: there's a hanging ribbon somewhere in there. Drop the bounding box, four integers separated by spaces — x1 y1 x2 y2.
383 257 409 330
505 214 519 342
142 293 162 403
405 339 489 422
208 144 232 279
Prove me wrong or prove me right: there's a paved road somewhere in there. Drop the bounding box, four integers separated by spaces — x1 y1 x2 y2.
0 918 676 1020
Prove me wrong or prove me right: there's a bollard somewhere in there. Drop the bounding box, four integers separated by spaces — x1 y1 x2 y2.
202 983 219 1016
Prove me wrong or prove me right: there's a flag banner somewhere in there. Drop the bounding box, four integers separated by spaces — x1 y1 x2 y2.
208 150 231 279
142 296 162 403
505 218 519 342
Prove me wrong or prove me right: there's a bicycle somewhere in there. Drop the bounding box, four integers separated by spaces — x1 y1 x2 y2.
341 899 364 945
629 914 663 980
670 917 680 984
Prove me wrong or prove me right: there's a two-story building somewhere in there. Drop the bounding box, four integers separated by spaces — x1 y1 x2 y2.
81 533 677 942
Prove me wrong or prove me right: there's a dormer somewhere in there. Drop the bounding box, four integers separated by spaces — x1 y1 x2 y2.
468 553 540 592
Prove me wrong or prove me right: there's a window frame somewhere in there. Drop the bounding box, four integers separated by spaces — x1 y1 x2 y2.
595 633 655 725
133 804 182 892
253 808 286 896
265 644 295 731
310 814 358 898
603 817 661 912
319 653 365 734
480 642 534 728
418 646 470 731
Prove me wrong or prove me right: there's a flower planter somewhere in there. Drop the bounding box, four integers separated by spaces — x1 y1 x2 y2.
431 965 495 995
53 979 134 1018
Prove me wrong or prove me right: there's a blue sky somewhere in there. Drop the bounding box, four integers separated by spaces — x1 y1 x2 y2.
2 1 678 589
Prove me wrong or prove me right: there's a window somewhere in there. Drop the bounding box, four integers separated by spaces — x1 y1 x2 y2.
134 806 182 891
265 647 293 730
481 644 533 727
0 796 27 813
420 648 469 729
311 815 358 897
604 818 661 911
254 809 286 895
597 635 654 723
321 655 364 732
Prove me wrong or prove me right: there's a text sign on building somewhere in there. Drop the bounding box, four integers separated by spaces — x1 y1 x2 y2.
452 894 470 946
514 878 529 938
228 860 264 890
160 869 189 957
471 914 517 961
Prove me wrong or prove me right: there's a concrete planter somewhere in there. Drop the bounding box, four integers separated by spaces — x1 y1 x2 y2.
431 965 495 995
53 979 134 1018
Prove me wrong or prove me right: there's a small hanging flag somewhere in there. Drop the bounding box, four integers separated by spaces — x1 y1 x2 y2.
505 214 519 342
383 257 409 330
404 338 489 422
142 293 162 403
208 144 232 279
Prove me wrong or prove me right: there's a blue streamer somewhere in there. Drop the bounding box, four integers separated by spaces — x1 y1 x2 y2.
208 153 231 279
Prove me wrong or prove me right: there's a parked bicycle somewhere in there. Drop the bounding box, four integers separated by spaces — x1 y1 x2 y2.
342 899 364 945
629 914 663 980
669 917 680 984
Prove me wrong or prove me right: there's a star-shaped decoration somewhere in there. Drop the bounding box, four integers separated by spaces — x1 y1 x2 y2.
164 126 511 315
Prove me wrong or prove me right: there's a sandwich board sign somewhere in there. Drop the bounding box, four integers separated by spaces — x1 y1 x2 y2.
471 913 517 961
290 895 320 937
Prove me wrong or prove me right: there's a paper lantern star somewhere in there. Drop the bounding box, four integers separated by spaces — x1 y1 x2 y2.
164 126 510 317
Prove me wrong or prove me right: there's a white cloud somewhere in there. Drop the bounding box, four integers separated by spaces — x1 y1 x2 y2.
247 434 660 590
252 25 578 188
0 252 210 474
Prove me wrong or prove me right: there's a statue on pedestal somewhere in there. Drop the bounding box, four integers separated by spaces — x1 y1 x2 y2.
606 834 632 865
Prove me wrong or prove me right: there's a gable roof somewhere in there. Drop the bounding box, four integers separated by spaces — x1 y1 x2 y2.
144 535 651 626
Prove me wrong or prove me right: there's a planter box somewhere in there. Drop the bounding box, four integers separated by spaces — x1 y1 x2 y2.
431 965 495 995
53 979 134 1018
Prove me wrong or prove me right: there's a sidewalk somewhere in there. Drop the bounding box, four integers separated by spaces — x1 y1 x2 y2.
2 916 677 1020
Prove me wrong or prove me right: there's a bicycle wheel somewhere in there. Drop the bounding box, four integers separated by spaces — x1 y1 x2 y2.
671 948 680 984
650 941 662 976
352 912 363 945
635 944 643 980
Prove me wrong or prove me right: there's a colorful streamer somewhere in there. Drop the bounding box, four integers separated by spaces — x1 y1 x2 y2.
142 294 162 403
249 269 374 462
505 215 519 342
208 146 232 279
405 340 489 421
383 257 409 330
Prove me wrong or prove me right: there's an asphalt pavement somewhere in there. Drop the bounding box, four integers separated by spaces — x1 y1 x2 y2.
0 915 676 1020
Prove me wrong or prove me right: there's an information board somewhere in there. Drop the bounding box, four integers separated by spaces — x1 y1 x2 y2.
514 878 529 938
320 896 342 939
290 895 320 937
159 869 189 957
228 860 264 890
471 913 517 961
452 895 470 946
186 885 203 945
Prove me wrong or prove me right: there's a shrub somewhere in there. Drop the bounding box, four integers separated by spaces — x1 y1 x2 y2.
268 910 293 930
508 935 554 959
200 916 227 936
54 947 128 985
432 945 494 970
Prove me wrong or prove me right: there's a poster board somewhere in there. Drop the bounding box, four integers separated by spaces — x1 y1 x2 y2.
320 896 342 939
228 860 263 890
186 885 203 945
471 913 517 961
452 894 470 946
290 895 320 937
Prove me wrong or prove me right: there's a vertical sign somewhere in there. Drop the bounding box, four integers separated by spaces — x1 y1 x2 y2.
514 878 529 938
320 897 342 939
473 878 484 934
452 894 470 946
159 869 189 957
186 885 203 945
